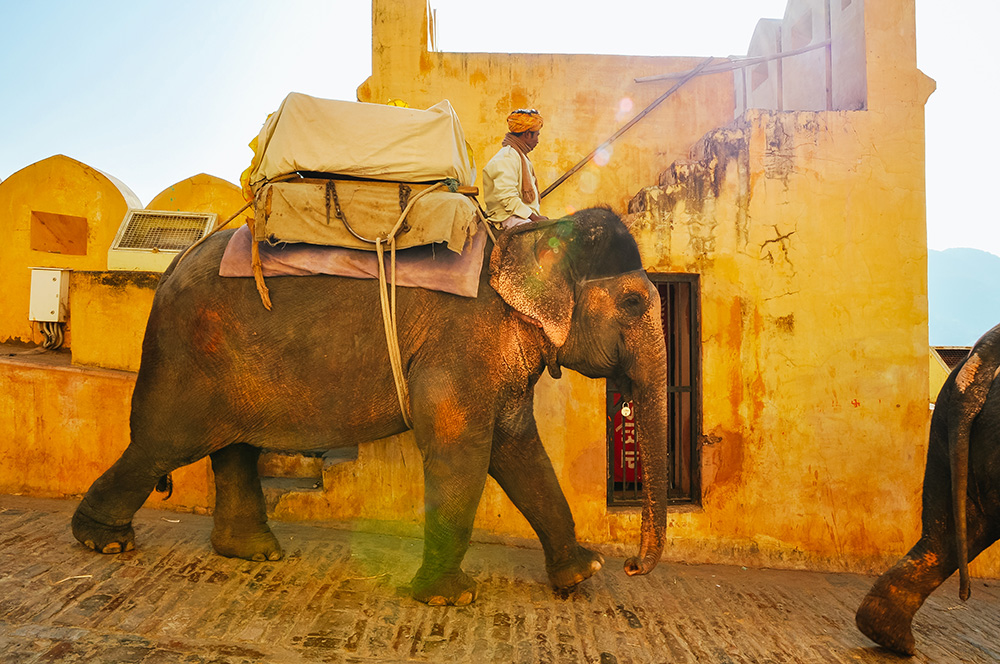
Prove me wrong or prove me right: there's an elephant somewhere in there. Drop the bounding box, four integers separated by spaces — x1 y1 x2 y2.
71 207 672 606
856 322 1000 654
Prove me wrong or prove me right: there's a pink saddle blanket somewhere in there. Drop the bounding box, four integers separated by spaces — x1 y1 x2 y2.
219 225 487 298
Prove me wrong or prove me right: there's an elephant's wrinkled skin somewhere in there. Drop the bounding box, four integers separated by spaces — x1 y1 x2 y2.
856 323 1000 654
72 208 672 605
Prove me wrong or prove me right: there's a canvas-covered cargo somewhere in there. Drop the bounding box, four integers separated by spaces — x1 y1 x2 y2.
255 179 480 253
242 94 475 197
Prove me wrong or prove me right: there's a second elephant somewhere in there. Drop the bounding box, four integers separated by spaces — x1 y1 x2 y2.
857 322 1000 654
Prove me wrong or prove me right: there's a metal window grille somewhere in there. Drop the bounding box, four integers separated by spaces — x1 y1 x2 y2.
114 211 215 251
108 210 217 272
607 274 700 506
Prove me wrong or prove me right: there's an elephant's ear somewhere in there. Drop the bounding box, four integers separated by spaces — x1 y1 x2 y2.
490 221 575 348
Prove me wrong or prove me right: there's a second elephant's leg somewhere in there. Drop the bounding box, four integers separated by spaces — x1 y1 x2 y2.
856 442 999 659
209 443 282 562
856 525 997 656
489 403 604 589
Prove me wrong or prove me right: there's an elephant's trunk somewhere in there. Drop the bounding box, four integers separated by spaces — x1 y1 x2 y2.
622 309 671 577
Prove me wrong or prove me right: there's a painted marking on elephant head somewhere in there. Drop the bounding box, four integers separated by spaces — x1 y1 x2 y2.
956 353 982 393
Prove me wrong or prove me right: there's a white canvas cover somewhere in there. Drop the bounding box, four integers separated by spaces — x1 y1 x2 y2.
243 94 475 194
255 179 480 253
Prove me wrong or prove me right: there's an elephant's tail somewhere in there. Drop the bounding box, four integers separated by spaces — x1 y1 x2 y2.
154 473 174 500
948 323 1000 601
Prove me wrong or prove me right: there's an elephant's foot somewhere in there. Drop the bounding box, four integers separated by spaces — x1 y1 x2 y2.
856 584 922 656
547 545 604 590
211 525 283 562
411 568 478 606
72 508 135 554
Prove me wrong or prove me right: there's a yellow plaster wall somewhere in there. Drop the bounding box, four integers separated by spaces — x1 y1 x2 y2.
0 357 213 514
69 272 159 372
147 173 248 221
357 0 736 221
929 351 950 403
627 107 933 571
0 155 140 346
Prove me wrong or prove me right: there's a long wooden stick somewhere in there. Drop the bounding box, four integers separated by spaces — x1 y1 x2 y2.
540 56 715 200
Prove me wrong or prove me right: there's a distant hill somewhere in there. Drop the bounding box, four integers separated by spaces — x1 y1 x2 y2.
929 248 1000 346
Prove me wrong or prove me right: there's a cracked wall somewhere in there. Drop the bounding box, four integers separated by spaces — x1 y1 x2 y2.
623 80 958 573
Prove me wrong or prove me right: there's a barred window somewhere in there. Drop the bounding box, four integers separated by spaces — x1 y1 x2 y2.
607 274 700 506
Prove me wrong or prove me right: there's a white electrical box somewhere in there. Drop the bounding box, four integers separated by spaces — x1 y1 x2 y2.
29 268 70 322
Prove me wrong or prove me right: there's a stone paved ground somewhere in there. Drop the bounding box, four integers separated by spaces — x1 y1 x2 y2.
1 495 999 663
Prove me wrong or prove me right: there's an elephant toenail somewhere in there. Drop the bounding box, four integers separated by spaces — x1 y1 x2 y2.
84 540 95 551
456 591 474 606
102 543 122 554
268 551 281 561
428 596 447 606
252 553 266 562
125 541 135 552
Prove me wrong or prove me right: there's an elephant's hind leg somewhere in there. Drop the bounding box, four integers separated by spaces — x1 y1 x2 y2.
209 443 282 562
856 518 998 655
72 445 165 554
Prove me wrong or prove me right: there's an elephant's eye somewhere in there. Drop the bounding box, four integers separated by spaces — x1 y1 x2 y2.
619 292 646 318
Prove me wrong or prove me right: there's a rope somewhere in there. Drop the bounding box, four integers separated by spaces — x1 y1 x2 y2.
376 237 410 427
176 199 254 266
169 197 271 308
241 178 471 428
250 227 272 311
371 181 448 428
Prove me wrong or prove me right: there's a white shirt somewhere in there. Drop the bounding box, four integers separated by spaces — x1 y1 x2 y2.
482 146 540 223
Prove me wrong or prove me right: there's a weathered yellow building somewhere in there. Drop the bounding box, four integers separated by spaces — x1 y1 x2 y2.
3 0 990 577
0 155 141 347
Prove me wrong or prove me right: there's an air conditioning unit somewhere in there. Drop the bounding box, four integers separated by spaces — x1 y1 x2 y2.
107 209 217 271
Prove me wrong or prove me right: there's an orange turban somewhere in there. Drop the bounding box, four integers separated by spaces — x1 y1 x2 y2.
507 109 543 133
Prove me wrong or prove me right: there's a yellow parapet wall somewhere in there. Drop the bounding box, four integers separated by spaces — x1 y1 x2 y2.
0 155 140 346
69 271 159 372
0 353 213 514
147 173 248 223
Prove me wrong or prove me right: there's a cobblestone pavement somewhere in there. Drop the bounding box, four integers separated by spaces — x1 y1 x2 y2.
1 496 999 663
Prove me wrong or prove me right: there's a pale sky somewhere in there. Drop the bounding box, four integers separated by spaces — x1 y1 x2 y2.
0 1 991 256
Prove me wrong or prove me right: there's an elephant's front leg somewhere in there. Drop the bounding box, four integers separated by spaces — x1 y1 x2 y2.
490 398 603 590
410 376 492 606
209 443 283 562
